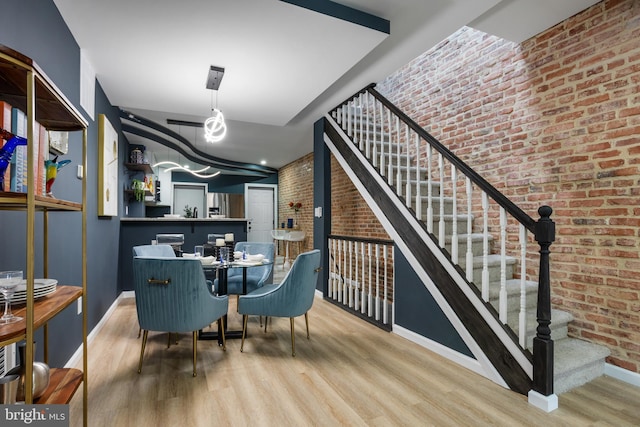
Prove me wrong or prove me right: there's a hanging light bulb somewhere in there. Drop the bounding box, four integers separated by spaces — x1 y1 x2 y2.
204 107 226 142
204 66 227 142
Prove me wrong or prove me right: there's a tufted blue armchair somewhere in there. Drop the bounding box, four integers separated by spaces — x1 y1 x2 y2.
133 256 229 376
212 241 275 295
238 249 321 356
132 244 176 258
132 245 177 338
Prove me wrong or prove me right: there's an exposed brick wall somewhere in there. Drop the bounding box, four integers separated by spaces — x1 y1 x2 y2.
330 155 390 239
375 0 640 372
278 153 314 256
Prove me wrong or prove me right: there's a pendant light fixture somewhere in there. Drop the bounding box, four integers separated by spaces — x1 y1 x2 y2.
204 65 227 143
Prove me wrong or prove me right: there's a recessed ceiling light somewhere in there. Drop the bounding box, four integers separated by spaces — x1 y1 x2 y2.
260 160 267 165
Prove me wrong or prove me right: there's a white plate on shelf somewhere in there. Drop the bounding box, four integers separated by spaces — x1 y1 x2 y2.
0 278 57 304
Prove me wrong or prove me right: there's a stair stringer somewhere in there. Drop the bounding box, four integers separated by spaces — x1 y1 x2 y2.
325 115 533 395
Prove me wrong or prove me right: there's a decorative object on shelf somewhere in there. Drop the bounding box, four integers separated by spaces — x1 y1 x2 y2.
183 204 194 218
44 156 71 198
48 130 68 155
131 179 145 202
7 342 51 401
130 147 143 164
0 270 23 324
0 374 19 404
287 218 294 228
0 278 58 305
289 201 302 227
98 113 118 216
0 128 27 192
204 65 227 143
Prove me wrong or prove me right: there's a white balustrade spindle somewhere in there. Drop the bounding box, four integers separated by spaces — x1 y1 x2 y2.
465 178 474 282
499 207 507 323
519 224 528 348
481 192 490 302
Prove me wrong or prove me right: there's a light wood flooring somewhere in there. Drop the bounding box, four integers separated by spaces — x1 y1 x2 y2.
69 292 640 426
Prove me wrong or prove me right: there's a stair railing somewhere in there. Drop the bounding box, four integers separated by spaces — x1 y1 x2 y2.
327 235 394 329
329 84 556 397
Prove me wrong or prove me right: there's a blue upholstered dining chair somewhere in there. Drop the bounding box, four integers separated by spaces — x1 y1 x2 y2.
132 245 177 339
238 249 321 356
132 244 176 258
212 241 275 295
132 257 229 376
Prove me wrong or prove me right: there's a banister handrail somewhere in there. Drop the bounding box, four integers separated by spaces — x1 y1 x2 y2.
328 234 394 246
360 85 536 233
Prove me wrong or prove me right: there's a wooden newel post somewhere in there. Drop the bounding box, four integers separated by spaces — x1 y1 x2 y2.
533 205 555 395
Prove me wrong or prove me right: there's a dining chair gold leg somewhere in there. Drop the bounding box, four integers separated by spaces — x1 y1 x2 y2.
137 327 141 339
264 317 268 333
305 312 310 339
167 333 171 348
138 330 149 374
259 315 263 327
192 331 197 377
290 317 296 357
240 315 248 352
220 317 227 351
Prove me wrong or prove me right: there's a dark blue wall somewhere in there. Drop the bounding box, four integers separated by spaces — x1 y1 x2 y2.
172 172 277 194
0 0 125 366
394 251 472 356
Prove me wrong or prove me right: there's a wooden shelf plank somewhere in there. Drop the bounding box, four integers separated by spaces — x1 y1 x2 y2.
0 285 83 345
35 368 83 405
0 192 82 211
124 162 153 174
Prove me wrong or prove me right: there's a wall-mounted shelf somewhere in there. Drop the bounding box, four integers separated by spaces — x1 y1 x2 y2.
124 162 153 174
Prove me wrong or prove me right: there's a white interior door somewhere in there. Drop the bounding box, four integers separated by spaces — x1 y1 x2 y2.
245 185 276 242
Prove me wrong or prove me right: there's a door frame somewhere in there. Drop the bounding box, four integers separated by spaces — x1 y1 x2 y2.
172 182 208 216
244 183 278 238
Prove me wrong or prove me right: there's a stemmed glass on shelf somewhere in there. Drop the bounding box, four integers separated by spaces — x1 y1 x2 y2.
0 270 23 324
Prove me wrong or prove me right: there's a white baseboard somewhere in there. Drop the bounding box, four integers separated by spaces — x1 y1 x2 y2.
604 363 640 388
392 324 488 378
64 292 131 368
528 390 558 412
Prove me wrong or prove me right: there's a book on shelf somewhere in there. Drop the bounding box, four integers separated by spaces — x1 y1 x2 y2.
0 101 12 191
7 107 48 195
9 107 26 192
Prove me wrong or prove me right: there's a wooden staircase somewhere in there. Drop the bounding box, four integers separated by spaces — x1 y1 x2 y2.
326 87 610 397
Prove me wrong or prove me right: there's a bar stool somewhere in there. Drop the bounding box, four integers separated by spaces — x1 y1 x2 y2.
155 233 184 257
284 230 305 269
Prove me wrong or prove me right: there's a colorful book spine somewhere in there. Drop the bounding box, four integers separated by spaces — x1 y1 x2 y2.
0 101 12 191
10 108 26 192
39 125 47 195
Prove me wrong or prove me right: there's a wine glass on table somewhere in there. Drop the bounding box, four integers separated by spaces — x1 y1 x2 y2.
0 270 23 324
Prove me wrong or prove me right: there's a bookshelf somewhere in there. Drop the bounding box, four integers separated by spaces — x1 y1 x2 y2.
0 44 88 425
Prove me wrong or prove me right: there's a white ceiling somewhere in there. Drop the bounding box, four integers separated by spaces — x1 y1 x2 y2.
53 0 600 174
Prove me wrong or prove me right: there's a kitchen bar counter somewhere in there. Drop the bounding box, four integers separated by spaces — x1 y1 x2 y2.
118 217 248 292
120 217 249 222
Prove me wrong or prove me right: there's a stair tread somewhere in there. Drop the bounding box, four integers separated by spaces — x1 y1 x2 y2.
444 233 491 243
526 308 573 332
487 278 539 299
554 337 611 376
471 254 517 267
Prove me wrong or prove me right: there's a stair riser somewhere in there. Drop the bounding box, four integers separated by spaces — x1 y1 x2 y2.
467 263 515 286
555 360 606 395
489 291 539 314
422 216 474 238
443 238 486 258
